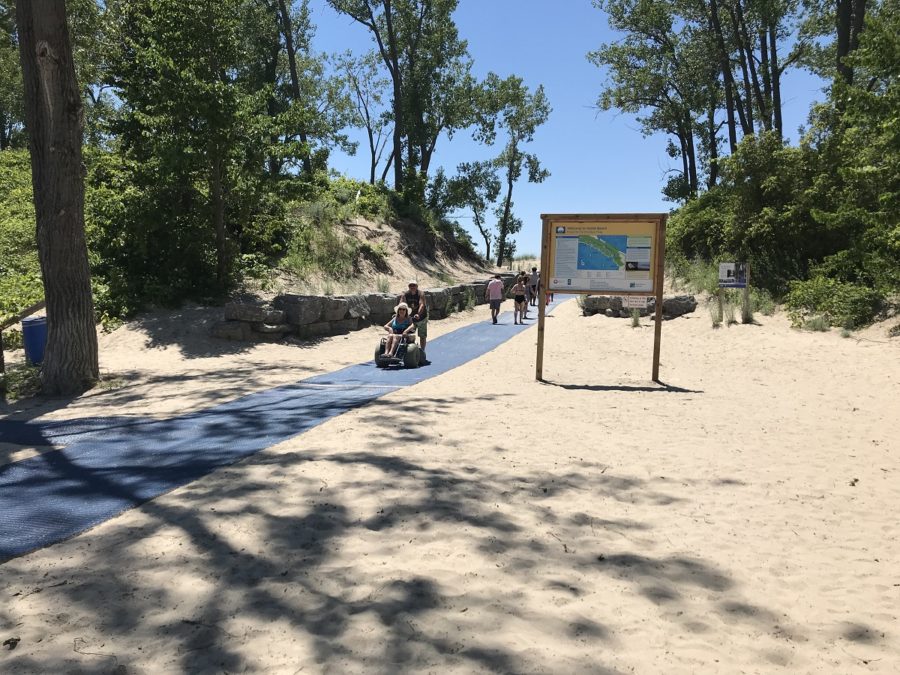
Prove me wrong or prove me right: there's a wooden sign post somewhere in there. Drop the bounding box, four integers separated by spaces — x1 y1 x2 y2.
536 213 668 383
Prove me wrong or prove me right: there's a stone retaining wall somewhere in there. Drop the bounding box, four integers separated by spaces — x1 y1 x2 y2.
212 273 520 342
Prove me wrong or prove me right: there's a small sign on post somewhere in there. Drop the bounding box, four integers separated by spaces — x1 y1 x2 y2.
718 262 748 288
718 262 752 324
622 296 649 309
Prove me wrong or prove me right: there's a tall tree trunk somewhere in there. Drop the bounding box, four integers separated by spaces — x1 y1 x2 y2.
759 27 773 130
706 100 719 188
16 0 98 395
769 26 783 136
277 0 312 174
211 145 227 289
473 212 490 261
736 3 769 131
495 150 516 267
709 0 739 152
686 124 698 196
727 4 756 133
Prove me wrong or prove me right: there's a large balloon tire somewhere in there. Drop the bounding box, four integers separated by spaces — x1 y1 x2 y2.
403 344 421 368
375 343 388 367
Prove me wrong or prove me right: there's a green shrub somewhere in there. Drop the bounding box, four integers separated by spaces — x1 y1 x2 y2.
669 258 721 296
785 277 882 328
803 315 830 332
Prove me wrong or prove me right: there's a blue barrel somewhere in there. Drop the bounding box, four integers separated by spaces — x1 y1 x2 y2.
22 316 48 365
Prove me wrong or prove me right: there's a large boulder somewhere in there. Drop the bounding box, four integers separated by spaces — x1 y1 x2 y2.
582 296 623 316
211 320 250 341
342 294 371 320
659 295 697 318
471 282 488 305
274 294 325 326
424 287 450 319
365 293 396 324
224 302 284 324
322 296 350 322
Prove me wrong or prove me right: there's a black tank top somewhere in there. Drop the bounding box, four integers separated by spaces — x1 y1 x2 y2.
403 290 427 318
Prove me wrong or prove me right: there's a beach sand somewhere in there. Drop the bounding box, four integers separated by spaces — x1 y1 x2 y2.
1 299 898 673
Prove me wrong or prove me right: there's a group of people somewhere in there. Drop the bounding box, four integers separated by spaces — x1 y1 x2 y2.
485 266 551 325
382 268 553 359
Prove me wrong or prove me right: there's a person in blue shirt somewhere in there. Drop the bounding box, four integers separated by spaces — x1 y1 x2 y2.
384 302 415 357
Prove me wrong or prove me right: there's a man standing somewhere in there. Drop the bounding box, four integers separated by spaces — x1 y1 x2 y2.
528 267 540 306
399 281 428 353
485 274 504 324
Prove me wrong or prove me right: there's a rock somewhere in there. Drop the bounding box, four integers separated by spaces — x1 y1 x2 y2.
322 296 350 322
424 288 450 319
582 296 623 316
224 302 284 324
604 308 614 318
471 282 488 305
296 321 334 339
211 320 250 341
662 294 697 318
252 322 293 334
365 293 396 323
342 294 371 320
274 295 325 326
332 318 360 334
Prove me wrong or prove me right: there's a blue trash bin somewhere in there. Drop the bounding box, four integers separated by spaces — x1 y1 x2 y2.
22 316 48 365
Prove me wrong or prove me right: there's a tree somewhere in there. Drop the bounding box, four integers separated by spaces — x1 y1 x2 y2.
475 74 551 266
327 0 473 197
16 0 99 394
338 51 393 184
447 160 500 260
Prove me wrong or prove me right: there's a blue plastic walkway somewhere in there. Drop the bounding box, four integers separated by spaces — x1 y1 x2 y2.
0 300 564 562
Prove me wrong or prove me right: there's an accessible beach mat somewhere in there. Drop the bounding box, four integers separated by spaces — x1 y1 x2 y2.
0 299 566 561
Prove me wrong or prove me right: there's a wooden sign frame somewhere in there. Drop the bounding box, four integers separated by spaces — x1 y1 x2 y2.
536 213 668 382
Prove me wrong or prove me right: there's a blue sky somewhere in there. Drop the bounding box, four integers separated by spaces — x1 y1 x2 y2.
308 0 827 257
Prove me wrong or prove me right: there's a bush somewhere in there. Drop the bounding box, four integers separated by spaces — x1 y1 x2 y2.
785 276 882 328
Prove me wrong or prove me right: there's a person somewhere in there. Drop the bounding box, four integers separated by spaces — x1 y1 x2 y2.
384 303 415 357
528 266 540 306
517 272 530 320
485 274 504 324
398 281 428 354
510 275 528 324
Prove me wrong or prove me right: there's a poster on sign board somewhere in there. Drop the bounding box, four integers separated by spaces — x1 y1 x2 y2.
546 220 656 293
718 262 748 288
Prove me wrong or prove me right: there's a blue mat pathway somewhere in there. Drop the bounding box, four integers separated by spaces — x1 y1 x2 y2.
0 299 564 562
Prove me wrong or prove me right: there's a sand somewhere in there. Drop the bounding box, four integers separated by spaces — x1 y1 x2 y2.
1 299 899 673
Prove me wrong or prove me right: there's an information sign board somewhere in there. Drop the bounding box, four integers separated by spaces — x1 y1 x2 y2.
546 220 657 293
718 262 748 288
537 214 668 383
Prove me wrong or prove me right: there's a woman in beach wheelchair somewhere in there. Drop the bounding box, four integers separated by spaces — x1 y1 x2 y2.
375 302 422 368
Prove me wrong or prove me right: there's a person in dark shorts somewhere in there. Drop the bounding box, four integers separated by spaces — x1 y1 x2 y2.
510 276 527 324
398 281 428 356
528 267 539 306
485 274 504 324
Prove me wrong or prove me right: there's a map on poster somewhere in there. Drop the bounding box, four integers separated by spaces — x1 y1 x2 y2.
547 221 656 292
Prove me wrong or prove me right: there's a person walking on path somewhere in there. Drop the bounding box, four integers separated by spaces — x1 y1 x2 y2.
485 274 504 324
510 276 528 325
528 267 540 306
398 281 428 353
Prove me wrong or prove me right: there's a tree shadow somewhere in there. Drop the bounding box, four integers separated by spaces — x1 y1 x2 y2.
540 379 702 393
2 387 856 672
